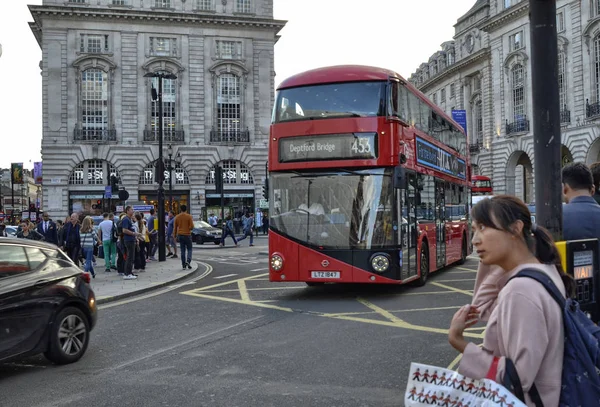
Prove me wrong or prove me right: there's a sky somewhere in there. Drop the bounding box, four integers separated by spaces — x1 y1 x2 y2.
0 0 477 170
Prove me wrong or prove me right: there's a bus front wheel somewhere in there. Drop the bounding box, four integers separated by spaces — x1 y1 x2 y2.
414 247 429 287
306 282 325 287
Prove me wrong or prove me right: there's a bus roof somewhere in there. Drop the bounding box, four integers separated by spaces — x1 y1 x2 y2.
277 65 466 139
472 175 491 180
277 65 399 90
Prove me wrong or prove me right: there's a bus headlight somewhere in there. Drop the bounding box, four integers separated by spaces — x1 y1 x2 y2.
271 254 284 271
370 253 390 273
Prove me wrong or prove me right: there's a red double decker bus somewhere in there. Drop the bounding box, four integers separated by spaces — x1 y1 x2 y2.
472 175 493 196
268 65 471 286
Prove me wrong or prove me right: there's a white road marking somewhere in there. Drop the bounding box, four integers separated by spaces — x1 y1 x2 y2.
214 274 238 279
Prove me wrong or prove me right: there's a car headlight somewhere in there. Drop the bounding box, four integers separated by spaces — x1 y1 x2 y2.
270 254 284 272
370 253 390 273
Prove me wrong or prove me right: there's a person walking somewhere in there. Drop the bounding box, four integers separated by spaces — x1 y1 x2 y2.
17 220 44 241
80 216 100 278
262 214 269 235
121 206 140 280
590 161 600 205
62 213 82 266
173 204 194 270
99 213 117 272
237 213 255 246
449 195 574 407
37 212 58 245
220 215 238 247
134 213 147 272
166 211 178 259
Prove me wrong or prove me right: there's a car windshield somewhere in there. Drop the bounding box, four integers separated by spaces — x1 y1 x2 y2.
270 169 396 249
194 221 212 229
273 81 386 123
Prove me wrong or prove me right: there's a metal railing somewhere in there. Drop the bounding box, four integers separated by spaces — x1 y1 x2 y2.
586 99 600 118
469 140 483 153
209 129 250 143
560 109 571 124
73 128 117 142
143 129 185 143
505 116 529 136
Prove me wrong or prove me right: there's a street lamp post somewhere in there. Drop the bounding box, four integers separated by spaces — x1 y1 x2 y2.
167 144 173 212
144 71 177 262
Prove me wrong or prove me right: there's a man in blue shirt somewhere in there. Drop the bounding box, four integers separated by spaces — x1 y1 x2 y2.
166 211 178 259
562 162 600 242
121 205 140 280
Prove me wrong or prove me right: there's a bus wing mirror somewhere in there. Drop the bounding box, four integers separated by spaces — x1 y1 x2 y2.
393 167 407 189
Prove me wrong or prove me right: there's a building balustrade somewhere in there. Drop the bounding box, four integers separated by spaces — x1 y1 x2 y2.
505 116 529 136
209 129 250 143
73 128 117 142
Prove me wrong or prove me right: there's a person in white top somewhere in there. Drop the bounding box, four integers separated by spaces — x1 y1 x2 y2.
98 213 117 272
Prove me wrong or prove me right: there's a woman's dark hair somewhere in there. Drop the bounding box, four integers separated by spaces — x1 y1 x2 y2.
472 195 575 296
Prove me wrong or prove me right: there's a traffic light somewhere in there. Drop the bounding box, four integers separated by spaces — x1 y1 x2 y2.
155 160 165 183
215 166 223 194
110 175 119 192
262 178 269 199
29 203 36 212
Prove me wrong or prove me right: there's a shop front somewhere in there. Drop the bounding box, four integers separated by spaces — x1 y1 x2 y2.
138 191 190 214
69 192 121 217
204 190 255 232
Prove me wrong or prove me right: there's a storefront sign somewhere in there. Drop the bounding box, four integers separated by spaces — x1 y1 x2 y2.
70 194 104 199
206 193 254 198
416 137 466 180
279 133 378 163
133 205 154 212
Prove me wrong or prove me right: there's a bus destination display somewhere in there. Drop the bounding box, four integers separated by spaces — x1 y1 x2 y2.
279 133 378 163
416 137 466 180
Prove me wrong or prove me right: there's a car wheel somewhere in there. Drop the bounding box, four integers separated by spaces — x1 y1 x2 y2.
197 236 204 245
214 241 221 245
44 307 90 365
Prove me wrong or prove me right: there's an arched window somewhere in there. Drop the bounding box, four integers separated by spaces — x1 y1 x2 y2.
217 74 241 140
68 160 120 186
595 35 600 103
511 64 525 121
149 71 178 141
81 69 108 140
139 160 189 186
205 160 254 185
474 100 483 144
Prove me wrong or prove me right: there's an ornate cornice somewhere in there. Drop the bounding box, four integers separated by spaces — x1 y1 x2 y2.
480 2 529 33
417 47 491 92
28 4 286 32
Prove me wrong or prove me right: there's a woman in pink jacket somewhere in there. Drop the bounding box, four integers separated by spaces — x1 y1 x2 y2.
448 195 574 407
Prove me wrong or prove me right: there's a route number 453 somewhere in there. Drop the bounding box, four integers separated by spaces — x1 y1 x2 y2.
351 137 372 154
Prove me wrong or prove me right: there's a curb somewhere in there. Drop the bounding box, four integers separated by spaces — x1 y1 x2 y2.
96 261 203 305
259 251 269 256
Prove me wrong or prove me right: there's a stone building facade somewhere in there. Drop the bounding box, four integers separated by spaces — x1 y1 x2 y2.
409 0 600 204
29 0 285 220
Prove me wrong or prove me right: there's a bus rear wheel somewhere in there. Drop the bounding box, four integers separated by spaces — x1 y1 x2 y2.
458 235 467 264
414 247 429 287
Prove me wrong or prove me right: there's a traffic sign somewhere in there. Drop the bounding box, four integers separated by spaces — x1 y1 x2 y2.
0 212 5 220
105 186 112 198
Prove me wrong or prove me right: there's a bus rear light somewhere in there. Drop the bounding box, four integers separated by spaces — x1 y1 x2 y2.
271 254 284 271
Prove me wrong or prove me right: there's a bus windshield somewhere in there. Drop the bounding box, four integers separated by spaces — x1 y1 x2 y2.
270 169 396 249
273 81 386 123
473 180 491 188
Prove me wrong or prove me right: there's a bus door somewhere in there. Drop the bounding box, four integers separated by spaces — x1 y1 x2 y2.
435 179 446 269
399 172 418 280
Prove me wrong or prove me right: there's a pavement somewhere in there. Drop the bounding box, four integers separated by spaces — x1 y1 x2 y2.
91 234 270 304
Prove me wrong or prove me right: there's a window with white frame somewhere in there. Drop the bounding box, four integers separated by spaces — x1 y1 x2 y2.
173 163 189 185
70 163 85 185
595 35 600 102
558 50 567 110
196 0 215 11
557 11 565 33
154 0 171 8
217 74 241 136
150 71 177 136
235 0 251 13
87 160 104 185
108 164 120 182
81 69 108 136
450 83 455 99
473 76 482 92
509 32 523 52
80 34 109 54
504 0 522 9
69 0 86 3
112 0 128 5
593 0 600 17
222 161 237 184
512 64 525 120
447 51 455 65
432 93 437 105
150 37 177 57
240 164 253 184
474 100 483 143
140 163 155 185
441 88 446 103
216 41 242 60
432 61 438 75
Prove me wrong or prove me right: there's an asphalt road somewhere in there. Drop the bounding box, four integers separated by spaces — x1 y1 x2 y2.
0 242 483 407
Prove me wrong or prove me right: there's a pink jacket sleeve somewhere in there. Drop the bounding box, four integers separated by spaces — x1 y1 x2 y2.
459 289 549 393
471 263 508 322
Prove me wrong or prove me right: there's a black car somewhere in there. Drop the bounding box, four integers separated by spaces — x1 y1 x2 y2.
0 238 97 365
191 221 222 245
